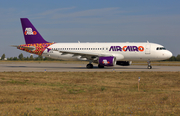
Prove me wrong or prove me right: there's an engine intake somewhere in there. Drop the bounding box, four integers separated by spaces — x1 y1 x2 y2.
98 56 116 66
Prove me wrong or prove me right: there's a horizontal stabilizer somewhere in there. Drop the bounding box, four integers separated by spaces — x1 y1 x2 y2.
11 45 19 47
11 45 36 51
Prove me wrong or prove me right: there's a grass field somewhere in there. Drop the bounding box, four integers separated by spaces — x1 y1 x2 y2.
0 72 180 115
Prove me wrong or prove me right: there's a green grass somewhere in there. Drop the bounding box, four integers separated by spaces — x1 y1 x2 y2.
0 72 180 115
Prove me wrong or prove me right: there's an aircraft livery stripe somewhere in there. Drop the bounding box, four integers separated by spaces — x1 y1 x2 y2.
18 43 54 55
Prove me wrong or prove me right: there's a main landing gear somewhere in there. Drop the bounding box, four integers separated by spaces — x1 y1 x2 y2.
147 61 152 69
86 63 93 68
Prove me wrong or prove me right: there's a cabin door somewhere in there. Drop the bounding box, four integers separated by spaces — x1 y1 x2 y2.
145 44 151 54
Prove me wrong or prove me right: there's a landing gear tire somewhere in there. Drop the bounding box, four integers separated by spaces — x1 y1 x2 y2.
86 64 93 68
147 65 152 69
98 64 104 68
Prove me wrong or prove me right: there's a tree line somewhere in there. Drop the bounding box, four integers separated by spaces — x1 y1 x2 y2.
167 55 180 61
0 53 59 61
1 53 180 61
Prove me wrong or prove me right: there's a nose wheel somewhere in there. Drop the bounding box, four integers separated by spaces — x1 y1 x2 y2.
147 61 152 69
148 65 152 69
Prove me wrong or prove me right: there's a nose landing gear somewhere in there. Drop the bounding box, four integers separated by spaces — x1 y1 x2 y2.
147 61 152 69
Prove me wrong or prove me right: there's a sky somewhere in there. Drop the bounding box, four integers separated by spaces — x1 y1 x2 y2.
0 0 180 58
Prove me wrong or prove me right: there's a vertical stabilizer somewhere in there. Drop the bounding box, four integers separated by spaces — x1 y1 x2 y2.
20 18 49 44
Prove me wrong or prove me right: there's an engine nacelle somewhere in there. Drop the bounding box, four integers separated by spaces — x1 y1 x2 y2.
98 56 116 66
116 61 132 66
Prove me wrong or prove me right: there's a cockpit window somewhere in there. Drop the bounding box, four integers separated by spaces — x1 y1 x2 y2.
156 47 166 50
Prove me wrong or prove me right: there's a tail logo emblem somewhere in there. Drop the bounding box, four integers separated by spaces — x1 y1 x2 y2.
24 28 37 35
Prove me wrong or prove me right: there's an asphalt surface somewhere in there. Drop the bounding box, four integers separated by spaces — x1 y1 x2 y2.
0 62 179 72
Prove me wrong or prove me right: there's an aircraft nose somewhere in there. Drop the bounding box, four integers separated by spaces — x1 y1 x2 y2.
166 51 173 58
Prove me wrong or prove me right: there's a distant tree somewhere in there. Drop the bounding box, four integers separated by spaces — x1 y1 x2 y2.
13 57 18 60
176 55 180 61
43 57 48 61
35 55 43 61
1 54 5 60
24 56 29 60
39 55 43 60
30 55 34 60
18 53 24 60
168 56 176 61
9 57 13 60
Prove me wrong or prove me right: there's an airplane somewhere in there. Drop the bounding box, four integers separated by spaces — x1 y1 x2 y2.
12 18 173 69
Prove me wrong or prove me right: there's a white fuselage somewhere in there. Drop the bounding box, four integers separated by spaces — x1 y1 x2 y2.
42 42 172 62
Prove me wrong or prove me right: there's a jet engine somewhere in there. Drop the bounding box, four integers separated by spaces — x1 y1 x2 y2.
116 61 132 66
98 56 116 66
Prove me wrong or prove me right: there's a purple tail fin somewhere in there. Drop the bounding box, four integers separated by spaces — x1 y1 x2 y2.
20 18 49 44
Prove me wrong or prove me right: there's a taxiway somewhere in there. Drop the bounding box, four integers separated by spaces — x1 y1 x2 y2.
0 62 179 72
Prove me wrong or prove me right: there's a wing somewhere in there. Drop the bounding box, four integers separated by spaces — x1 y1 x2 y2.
59 50 113 59
52 49 124 62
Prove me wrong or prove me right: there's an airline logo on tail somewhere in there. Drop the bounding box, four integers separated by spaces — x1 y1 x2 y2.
24 28 37 35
